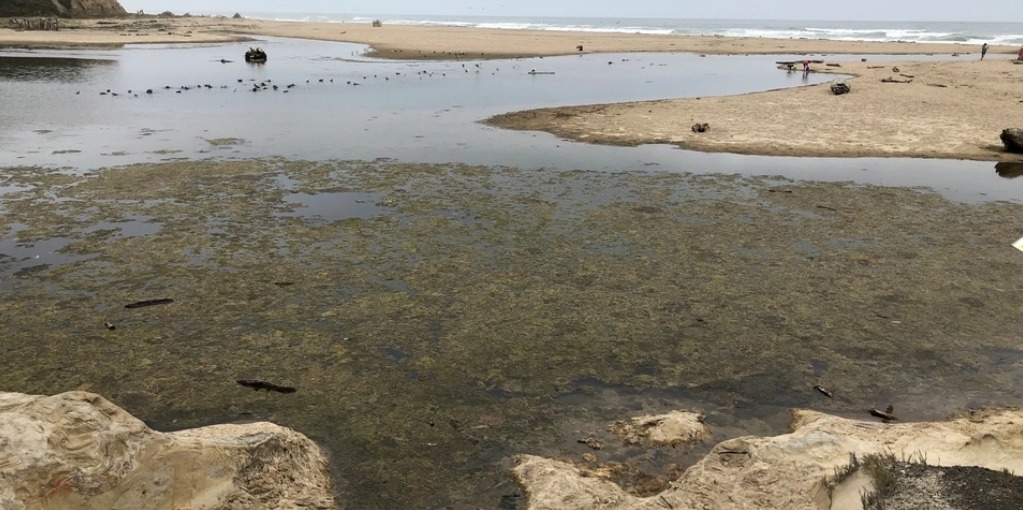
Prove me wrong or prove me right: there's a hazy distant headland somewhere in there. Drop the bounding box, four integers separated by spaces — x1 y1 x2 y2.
0 0 127 18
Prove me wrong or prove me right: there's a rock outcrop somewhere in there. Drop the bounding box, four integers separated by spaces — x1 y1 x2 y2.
0 391 337 510
609 410 710 447
0 0 127 18
513 408 1023 510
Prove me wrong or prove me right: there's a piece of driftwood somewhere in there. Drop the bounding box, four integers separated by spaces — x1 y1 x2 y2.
881 77 913 83
813 385 834 398
236 379 297 393
1000 128 1023 153
830 82 851 95
869 407 897 421
125 298 174 309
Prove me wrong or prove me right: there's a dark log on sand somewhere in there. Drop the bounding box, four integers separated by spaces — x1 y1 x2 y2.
1000 128 1023 153
830 82 851 95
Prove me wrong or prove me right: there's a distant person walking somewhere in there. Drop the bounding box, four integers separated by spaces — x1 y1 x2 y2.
981 42 989 60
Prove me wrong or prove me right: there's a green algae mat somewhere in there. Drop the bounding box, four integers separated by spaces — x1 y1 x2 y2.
2 159 1022 508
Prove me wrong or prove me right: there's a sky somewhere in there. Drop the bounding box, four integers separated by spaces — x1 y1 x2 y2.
117 0 1022 22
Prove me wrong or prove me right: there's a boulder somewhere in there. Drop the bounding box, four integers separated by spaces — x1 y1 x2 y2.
830 82 851 95
0 391 337 510
1000 128 1023 153
609 410 710 447
513 408 1023 510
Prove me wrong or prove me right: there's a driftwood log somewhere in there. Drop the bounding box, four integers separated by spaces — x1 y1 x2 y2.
830 82 851 95
1000 129 1023 153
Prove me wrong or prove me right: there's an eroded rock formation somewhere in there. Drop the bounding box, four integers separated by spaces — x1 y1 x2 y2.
0 391 336 510
513 408 1023 510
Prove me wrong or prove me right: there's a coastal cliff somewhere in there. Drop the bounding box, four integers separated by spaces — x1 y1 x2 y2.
1 0 127 18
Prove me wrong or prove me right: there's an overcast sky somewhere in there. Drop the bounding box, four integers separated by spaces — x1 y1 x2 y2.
117 1 1021 22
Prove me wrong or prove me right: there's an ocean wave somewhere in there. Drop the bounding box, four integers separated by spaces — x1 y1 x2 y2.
243 13 1023 46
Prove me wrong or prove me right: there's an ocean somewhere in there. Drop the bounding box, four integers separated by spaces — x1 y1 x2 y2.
216 13 1023 46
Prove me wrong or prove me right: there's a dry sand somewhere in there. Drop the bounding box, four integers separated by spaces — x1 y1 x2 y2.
3 16 1022 160
489 58 1023 161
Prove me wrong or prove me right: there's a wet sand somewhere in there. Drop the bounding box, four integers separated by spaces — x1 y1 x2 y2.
2 159 1022 508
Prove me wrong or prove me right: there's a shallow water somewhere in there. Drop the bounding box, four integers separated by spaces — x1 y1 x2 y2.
1 159 1021 509
1 37 1020 203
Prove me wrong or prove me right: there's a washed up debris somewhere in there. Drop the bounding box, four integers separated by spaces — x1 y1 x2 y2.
577 436 602 450
691 122 710 133
104 322 116 331
236 379 297 394
1012 236 1023 252
1000 128 1023 153
869 405 898 422
881 77 913 83
813 385 834 398
244 47 267 63
124 298 174 309
831 82 851 95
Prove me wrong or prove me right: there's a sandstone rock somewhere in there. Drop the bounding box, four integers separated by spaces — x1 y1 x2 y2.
513 408 1023 510
1000 128 1023 153
0 391 337 510
609 410 710 447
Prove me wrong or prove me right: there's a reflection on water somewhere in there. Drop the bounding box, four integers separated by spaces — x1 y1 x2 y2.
0 55 114 82
995 161 1023 179
282 191 388 222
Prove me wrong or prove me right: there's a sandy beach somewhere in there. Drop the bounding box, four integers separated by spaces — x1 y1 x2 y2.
2 17 1022 161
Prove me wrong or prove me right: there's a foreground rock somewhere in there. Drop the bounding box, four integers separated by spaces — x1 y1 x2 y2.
513 408 1023 510
609 410 710 447
0 391 336 510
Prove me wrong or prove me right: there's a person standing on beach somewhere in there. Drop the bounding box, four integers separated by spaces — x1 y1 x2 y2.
981 42 989 60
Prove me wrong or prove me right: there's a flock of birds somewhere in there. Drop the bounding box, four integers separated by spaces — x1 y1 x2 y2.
82 60 525 98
